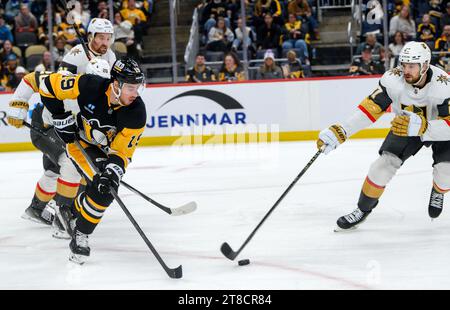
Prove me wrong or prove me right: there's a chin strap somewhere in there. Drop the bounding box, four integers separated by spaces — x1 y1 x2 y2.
412 62 429 87
111 82 126 106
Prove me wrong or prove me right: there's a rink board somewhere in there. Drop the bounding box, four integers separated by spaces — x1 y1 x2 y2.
0 75 392 152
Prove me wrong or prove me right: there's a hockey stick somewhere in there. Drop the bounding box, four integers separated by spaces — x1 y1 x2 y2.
23 122 197 216
73 140 182 279
60 0 92 61
220 149 323 261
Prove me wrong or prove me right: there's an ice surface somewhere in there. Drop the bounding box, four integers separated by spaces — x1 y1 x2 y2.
0 139 447 289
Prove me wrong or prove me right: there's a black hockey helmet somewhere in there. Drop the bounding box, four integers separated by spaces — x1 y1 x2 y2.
111 58 145 85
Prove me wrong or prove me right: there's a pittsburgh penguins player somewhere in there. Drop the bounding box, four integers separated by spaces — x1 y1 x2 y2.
39 58 146 264
6 59 112 240
316 41 450 230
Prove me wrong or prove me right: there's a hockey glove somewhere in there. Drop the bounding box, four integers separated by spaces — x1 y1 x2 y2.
317 124 347 154
95 163 123 195
52 112 77 144
391 111 427 137
7 100 29 128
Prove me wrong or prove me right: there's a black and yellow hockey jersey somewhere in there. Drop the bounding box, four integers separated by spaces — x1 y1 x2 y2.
39 73 146 174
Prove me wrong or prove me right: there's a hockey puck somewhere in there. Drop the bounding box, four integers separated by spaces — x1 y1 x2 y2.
238 259 250 266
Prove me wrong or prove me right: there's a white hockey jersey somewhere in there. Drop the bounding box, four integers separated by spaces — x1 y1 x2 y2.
342 65 450 141
59 44 116 74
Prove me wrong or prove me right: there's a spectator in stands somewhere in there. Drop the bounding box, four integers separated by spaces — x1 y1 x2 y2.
15 4 38 34
256 13 281 52
441 3 450 32
253 0 283 28
0 40 18 63
281 49 304 78
388 31 405 69
120 0 147 50
207 17 234 52
349 44 384 76
435 24 450 71
232 17 256 54
4 0 21 23
185 52 217 83
420 0 444 31
71 1 91 29
9 65 27 90
114 12 139 60
30 0 47 22
282 13 309 64
52 36 70 68
417 14 437 47
0 15 13 45
91 0 107 19
389 5 416 40
202 0 229 34
256 49 283 79
0 61 7 91
34 51 52 72
4 53 18 89
218 52 245 81
287 0 319 40
38 10 57 46
356 33 383 56
57 17 86 46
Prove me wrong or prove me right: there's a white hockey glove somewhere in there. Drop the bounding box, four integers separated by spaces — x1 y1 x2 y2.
317 124 347 154
7 100 29 128
391 110 427 137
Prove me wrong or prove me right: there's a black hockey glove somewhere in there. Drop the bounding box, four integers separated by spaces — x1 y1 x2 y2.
52 112 77 144
95 163 123 195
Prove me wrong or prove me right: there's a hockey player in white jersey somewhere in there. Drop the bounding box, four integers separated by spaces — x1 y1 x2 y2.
316 41 450 230
59 18 116 74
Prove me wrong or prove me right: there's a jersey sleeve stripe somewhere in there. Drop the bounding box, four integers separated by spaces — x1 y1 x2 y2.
358 104 377 122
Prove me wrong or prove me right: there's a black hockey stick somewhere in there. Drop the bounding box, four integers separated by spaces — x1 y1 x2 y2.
220 149 323 260
59 0 93 61
73 140 182 279
23 122 197 216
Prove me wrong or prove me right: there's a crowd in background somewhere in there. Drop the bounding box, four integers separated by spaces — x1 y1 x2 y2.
0 0 153 91
350 0 450 75
187 0 450 82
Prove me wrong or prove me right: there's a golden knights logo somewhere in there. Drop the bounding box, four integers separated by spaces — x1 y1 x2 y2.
389 67 402 77
70 48 82 56
81 116 117 146
436 74 449 85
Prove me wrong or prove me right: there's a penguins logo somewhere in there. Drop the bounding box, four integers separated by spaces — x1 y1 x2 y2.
81 116 116 146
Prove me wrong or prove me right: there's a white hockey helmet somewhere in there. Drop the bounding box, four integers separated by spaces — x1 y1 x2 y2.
398 41 431 85
399 41 431 65
86 58 111 79
87 18 114 40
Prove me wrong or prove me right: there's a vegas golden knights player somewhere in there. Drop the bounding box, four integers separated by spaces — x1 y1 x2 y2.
39 58 146 264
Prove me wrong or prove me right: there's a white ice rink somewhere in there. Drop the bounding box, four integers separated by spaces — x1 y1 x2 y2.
1 139 449 289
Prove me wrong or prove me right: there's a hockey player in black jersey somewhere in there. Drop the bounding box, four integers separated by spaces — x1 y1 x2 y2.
39 58 146 264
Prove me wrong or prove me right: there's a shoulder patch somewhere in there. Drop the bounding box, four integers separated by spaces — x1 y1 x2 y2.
388 67 402 77
436 74 449 85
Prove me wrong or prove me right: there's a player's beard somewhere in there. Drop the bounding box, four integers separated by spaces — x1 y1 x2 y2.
97 45 108 55
404 74 420 85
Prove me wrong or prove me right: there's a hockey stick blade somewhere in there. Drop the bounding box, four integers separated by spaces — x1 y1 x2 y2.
169 201 197 216
168 264 183 279
220 242 238 260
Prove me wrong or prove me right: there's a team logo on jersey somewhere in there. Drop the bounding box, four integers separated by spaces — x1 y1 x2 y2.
437 74 449 85
389 67 402 77
81 116 117 146
70 48 82 56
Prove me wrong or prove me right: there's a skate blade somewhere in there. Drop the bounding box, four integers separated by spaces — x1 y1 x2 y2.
52 229 71 240
69 253 87 265
334 225 359 233
21 213 51 226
